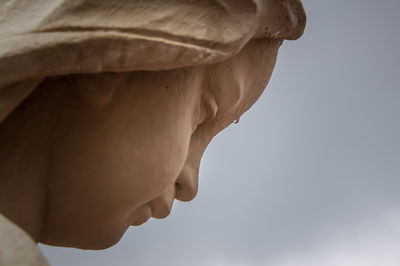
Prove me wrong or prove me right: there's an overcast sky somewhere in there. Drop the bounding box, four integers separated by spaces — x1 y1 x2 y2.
40 1 400 265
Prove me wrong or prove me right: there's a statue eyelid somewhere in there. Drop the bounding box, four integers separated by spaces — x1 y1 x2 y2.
200 93 218 122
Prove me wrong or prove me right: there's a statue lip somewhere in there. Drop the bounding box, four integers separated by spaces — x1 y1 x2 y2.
130 204 152 226
130 193 174 226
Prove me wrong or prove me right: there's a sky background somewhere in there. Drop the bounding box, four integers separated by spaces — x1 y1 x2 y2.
40 1 400 265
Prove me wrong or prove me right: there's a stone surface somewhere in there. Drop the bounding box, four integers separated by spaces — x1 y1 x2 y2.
0 0 305 121
0 0 305 264
0 214 48 266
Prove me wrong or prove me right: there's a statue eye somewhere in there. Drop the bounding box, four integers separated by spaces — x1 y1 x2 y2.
201 94 218 122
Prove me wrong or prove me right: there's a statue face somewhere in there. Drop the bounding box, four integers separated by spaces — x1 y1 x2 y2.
1 39 280 249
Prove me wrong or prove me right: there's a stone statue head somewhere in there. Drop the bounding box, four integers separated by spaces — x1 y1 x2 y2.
0 0 305 249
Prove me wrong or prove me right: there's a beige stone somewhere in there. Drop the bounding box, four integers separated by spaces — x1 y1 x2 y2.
0 0 305 264
0 214 48 266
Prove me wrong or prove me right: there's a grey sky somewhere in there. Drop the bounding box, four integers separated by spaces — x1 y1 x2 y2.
40 1 400 265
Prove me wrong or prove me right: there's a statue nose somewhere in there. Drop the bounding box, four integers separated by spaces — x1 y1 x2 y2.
175 164 199 202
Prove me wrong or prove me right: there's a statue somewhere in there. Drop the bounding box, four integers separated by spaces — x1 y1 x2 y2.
0 0 306 264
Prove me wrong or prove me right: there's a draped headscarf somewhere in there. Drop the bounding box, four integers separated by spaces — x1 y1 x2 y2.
0 0 305 121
